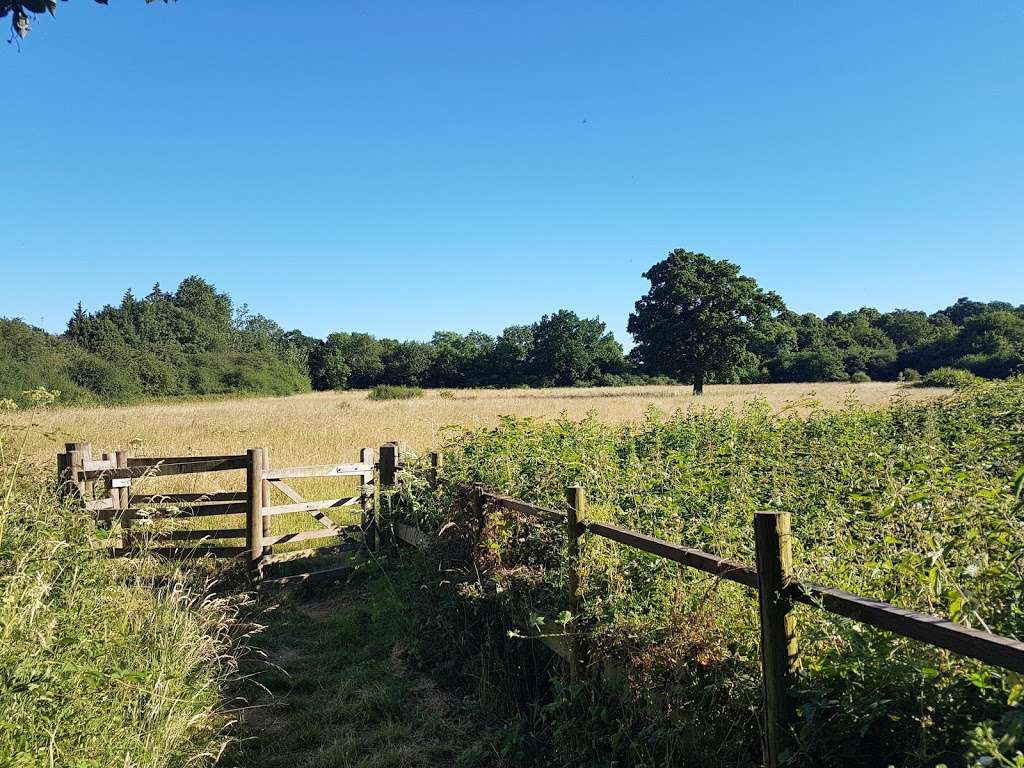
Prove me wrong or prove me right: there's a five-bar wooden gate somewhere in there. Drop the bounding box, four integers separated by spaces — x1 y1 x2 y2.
58 441 390 585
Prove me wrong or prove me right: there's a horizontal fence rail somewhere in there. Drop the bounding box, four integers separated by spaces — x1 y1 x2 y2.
61 442 380 585
392 480 1024 768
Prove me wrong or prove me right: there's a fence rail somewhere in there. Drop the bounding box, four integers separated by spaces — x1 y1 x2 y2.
431 484 1024 767
59 442 381 584
60 441 1024 768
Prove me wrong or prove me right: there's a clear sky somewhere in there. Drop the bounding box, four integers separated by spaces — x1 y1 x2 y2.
2 1 1022 346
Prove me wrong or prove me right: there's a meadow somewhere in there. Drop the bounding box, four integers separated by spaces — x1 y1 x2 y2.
9 379 1021 768
11 382 944 467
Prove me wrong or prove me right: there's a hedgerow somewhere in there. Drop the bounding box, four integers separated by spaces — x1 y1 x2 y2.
395 379 1024 767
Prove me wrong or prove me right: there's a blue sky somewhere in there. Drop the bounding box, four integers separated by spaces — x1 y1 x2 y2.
2 1 1022 345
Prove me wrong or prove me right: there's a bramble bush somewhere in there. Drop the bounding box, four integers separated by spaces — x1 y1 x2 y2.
395 379 1024 767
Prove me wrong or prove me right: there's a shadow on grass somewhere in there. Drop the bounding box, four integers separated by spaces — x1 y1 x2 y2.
222 569 501 768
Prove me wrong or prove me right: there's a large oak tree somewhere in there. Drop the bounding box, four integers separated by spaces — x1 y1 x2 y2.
628 249 783 394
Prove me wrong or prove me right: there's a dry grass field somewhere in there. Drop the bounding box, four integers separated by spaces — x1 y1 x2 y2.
13 382 945 467
0 381 942 555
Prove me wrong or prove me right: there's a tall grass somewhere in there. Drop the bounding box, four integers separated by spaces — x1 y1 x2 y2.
395 379 1024 767
0 421 245 767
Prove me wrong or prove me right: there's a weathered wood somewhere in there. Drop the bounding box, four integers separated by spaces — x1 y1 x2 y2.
78 443 94 498
263 462 374 480
153 528 248 541
85 497 115 512
116 546 248 559
65 448 85 501
81 456 248 481
394 522 430 549
378 443 399 551
55 451 70 500
261 527 351 547
269 480 304 503
792 582 1024 675
262 447 271 557
429 451 441 489
98 502 248 521
246 449 264 575
115 451 129 512
262 497 359 516
260 563 355 587
127 454 244 467
484 492 566 524
754 511 800 768
131 492 247 505
83 458 116 472
360 447 376 551
565 486 585 681
584 521 759 588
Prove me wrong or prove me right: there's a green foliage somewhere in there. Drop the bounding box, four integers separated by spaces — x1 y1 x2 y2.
397 379 1024 767
628 249 785 393
899 367 921 382
0 425 241 766
849 370 871 383
369 384 424 400
921 367 982 389
1 276 311 405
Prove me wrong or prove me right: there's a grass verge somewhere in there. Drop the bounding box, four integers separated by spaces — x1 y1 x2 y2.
0 423 245 766
225 569 500 768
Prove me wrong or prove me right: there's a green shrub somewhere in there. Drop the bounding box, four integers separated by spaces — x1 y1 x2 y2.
398 379 1024 767
849 370 871 383
898 367 921 382
369 384 424 400
920 366 981 388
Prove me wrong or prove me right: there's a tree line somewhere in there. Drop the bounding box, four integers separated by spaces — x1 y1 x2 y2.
1 251 1021 406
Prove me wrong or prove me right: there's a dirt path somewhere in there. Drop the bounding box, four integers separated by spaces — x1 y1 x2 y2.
224 574 499 768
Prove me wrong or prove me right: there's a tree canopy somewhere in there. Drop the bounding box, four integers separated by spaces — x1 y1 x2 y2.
628 250 784 394
2 266 1021 408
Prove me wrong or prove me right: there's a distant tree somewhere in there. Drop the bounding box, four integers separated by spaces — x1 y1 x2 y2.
490 325 534 385
628 249 783 394
530 310 623 386
381 339 435 386
3 1 172 41
319 332 384 389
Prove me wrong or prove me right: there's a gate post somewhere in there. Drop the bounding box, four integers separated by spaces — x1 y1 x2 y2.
360 447 376 551
378 442 399 552
246 448 265 578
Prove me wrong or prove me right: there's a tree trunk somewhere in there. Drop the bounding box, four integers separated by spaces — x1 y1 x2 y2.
693 370 705 396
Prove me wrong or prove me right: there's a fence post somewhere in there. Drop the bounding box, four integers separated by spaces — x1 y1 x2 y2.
64 443 85 502
115 450 129 512
565 485 586 682
360 447 376 551
114 450 130 546
378 442 399 552
262 447 272 558
754 511 801 768
246 448 265 578
56 449 71 501
429 451 442 489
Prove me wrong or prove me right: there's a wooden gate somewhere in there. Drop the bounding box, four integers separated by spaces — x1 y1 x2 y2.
58 442 379 586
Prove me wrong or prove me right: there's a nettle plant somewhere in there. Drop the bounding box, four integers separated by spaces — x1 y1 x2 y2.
396 380 1024 767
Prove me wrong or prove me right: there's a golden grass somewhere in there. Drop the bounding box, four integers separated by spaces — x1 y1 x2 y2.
15 382 944 467
6 382 947 556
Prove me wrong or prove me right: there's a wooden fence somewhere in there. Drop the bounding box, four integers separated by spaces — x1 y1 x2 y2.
56 440 394 585
384 450 1024 768
58 439 1024 766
